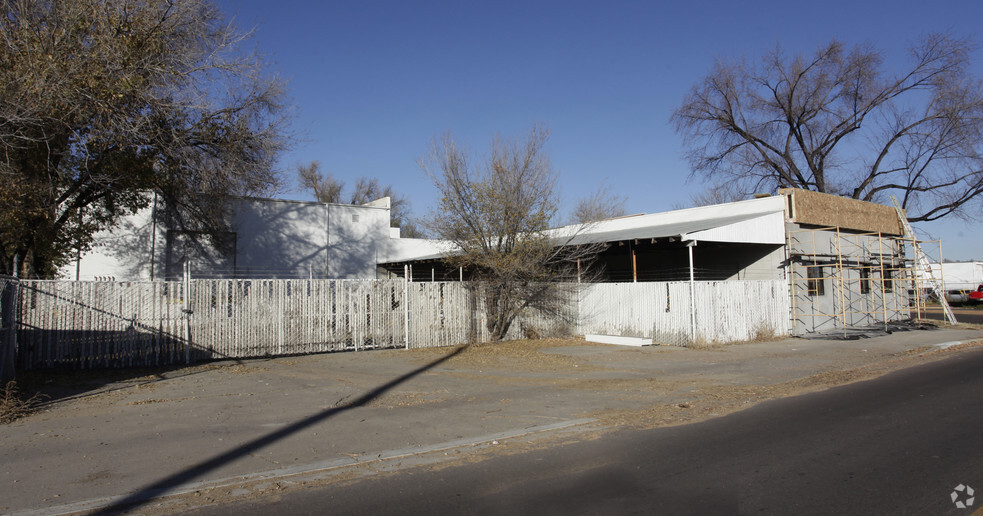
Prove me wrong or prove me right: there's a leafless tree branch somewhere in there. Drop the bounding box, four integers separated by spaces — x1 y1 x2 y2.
672 32 983 222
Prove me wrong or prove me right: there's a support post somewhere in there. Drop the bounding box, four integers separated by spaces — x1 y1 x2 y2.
877 238 893 330
786 230 797 335
150 193 158 281
631 244 638 283
835 227 848 335
183 261 192 364
404 273 410 349
687 240 697 344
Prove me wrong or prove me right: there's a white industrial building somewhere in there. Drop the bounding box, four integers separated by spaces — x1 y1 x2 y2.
66 189 921 336
62 195 443 281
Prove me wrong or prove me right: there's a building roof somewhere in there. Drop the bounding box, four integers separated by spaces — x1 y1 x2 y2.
551 196 787 246
381 196 788 265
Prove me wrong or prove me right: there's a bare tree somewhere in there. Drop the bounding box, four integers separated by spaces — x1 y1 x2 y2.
687 183 747 207
421 126 601 341
672 33 983 222
297 161 344 205
0 0 289 277
571 182 627 223
297 161 422 237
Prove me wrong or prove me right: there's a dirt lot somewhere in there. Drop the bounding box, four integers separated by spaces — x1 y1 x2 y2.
2 324 983 514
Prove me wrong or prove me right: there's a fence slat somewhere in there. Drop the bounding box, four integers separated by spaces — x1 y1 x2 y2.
11 278 807 370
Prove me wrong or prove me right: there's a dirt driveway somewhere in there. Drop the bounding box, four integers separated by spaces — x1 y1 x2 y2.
2 324 982 514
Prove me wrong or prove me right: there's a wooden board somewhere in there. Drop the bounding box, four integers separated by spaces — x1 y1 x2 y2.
780 188 903 236
585 334 653 347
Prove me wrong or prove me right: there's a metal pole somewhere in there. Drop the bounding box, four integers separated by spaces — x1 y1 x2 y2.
835 227 848 334
183 261 192 364
688 241 696 344
877 238 887 329
787 229 797 335
404 273 410 349
150 193 158 281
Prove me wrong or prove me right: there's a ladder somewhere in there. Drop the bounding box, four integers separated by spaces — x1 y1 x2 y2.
891 197 957 324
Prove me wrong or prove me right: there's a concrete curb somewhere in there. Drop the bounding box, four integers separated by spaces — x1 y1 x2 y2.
15 418 597 516
930 340 977 351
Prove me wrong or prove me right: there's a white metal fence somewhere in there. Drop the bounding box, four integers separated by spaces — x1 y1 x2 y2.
12 278 791 370
577 280 790 346
16 279 409 370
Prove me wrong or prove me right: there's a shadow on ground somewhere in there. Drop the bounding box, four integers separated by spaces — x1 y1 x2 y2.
13 358 253 407
89 345 466 515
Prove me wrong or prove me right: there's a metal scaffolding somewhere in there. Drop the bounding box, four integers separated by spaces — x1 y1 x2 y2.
787 226 944 334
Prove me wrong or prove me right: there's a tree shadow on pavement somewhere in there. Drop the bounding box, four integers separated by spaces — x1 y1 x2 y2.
91 345 466 515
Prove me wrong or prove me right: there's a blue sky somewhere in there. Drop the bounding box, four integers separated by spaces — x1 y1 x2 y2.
218 0 983 260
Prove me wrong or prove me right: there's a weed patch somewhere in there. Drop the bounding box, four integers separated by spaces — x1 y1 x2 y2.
0 381 47 424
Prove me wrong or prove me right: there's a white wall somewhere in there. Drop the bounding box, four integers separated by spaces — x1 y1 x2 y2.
229 199 392 279
930 262 983 291
64 196 401 281
63 205 163 281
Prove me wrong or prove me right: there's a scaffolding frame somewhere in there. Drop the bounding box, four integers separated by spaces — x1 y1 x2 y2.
787 226 942 334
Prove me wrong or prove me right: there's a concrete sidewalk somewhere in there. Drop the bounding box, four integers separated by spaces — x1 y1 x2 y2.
2 326 982 515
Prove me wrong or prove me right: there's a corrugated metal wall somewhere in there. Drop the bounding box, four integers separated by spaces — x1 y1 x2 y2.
578 280 790 346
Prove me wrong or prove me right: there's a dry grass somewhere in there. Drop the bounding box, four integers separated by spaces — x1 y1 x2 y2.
364 389 452 409
406 338 604 372
443 339 604 372
912 317 983 331
0 381 47 424
686 324 786 349
685 336 719 349
752 324 784 342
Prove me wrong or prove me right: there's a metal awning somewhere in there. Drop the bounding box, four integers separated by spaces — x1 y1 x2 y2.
551 196 787 246
380 196 788 266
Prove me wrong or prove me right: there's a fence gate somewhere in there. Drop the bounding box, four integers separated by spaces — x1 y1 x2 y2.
0 275 18 383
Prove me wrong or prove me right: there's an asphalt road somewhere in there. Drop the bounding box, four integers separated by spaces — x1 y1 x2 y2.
191 348 983 516
921 306 983 325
